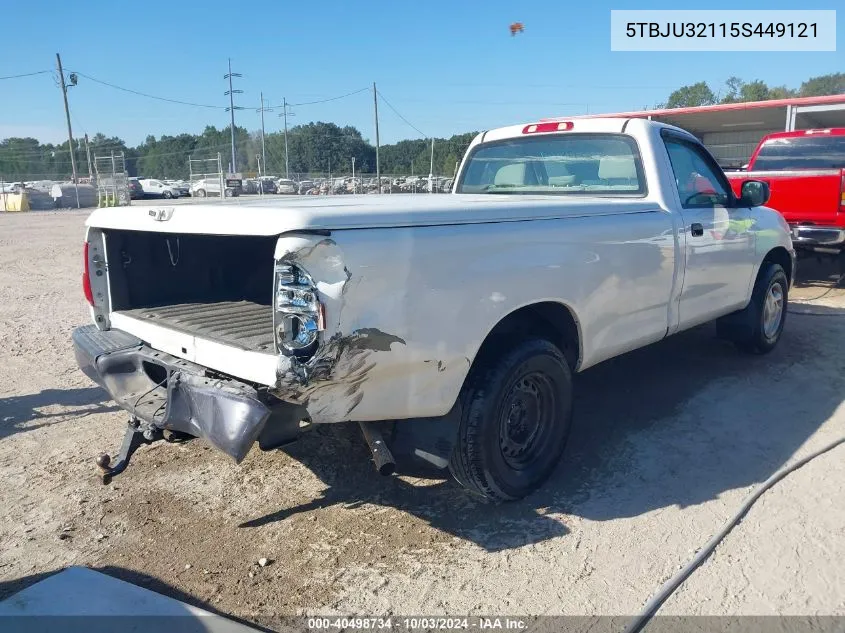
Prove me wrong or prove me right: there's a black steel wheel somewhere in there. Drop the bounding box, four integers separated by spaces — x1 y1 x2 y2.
449 338 573 501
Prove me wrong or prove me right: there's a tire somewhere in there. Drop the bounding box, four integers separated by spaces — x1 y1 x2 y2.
196 189 207 198
717 262 788 354
163 191 172 199
448 338 573 501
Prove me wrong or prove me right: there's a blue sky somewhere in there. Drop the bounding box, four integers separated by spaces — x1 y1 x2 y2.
1 0 841 146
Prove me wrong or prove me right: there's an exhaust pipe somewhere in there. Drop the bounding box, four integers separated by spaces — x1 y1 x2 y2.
358 422 396 476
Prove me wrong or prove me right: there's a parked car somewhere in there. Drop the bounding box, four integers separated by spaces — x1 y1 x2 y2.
297 180 315 194
163 180 190 197
138 178 181 199
241 179 259 195
276 178 298 194
726 128 845 254
127 179 144 200
74 117 793 500
190 178 238 198
258 178 277 194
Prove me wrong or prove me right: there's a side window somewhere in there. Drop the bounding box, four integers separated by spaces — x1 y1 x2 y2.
664 137 730 209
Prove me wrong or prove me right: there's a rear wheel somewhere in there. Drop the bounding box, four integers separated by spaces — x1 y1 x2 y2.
717 262 788 354
449 338 573 501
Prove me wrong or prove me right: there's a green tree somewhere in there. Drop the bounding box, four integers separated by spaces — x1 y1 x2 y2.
720 76 745 103
739 80 771 102
767 85 798 100
666 82 716 108
799 72 845 97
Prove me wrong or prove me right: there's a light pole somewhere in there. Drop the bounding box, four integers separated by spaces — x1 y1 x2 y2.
429 137 435 193
373 82 380 192
256 92 272 177
224 58 243 174
278 98 295 179
352 157 355 194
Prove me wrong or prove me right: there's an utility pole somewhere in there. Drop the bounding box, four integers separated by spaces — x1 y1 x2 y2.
373 82 380 192
279 98 294 179
224 58 243 175
256 92 272 177
352 157 355 194
56 53 80 208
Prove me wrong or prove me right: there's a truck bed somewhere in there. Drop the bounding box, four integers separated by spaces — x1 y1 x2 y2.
115 301 275 352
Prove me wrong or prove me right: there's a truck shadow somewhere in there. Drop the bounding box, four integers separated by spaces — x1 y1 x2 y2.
240 423 566 552
553 311 844 521
0 387 119 441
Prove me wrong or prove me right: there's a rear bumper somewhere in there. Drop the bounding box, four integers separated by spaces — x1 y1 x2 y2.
72 325 302 462
789 225 845 250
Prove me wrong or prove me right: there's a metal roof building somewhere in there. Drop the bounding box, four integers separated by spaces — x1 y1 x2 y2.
559 94 845 169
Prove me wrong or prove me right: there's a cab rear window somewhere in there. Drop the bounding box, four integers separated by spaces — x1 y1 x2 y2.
457 133 646 196
754 136 845 171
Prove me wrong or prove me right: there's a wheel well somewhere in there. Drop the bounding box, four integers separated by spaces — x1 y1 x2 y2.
762 247 793 286
472 302 581 372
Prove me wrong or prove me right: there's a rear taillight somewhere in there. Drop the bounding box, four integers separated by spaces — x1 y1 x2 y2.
274 263 324 356
82 242 94 305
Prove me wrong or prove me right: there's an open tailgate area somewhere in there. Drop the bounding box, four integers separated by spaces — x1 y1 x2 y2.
102 230 280 385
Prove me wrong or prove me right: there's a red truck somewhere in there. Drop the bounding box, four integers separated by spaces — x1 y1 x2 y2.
726 128 845 255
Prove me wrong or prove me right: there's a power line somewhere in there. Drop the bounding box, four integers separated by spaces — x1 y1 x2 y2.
282 87 369 108
69 71 226 109
376 89 427 138
0 70 52 80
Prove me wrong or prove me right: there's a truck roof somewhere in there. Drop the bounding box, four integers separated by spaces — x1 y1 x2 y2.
478 116 690 144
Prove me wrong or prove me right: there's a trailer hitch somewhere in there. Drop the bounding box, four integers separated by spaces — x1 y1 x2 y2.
95 417 162 485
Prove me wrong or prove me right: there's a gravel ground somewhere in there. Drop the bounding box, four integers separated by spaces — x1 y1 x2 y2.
1 210 844 629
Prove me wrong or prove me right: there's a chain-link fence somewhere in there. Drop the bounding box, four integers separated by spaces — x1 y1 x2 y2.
94 152 130 207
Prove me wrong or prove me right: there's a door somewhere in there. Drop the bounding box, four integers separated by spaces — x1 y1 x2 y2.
662 132 757 329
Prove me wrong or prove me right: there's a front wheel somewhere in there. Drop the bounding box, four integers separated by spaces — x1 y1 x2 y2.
717 262 788 354
195 189 206 198
163 191 173 199
449 338 573 501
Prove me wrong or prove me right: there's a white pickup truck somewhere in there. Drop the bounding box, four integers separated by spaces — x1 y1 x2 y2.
73 118 794 500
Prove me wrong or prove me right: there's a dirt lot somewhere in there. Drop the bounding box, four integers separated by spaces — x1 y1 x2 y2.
1 210 844 628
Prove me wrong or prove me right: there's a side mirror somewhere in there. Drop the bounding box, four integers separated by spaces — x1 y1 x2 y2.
738 180 770 207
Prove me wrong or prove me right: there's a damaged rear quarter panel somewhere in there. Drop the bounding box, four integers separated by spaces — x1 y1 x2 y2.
272 230 476 424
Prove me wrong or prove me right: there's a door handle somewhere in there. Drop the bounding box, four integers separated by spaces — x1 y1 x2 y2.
690 223 704 237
